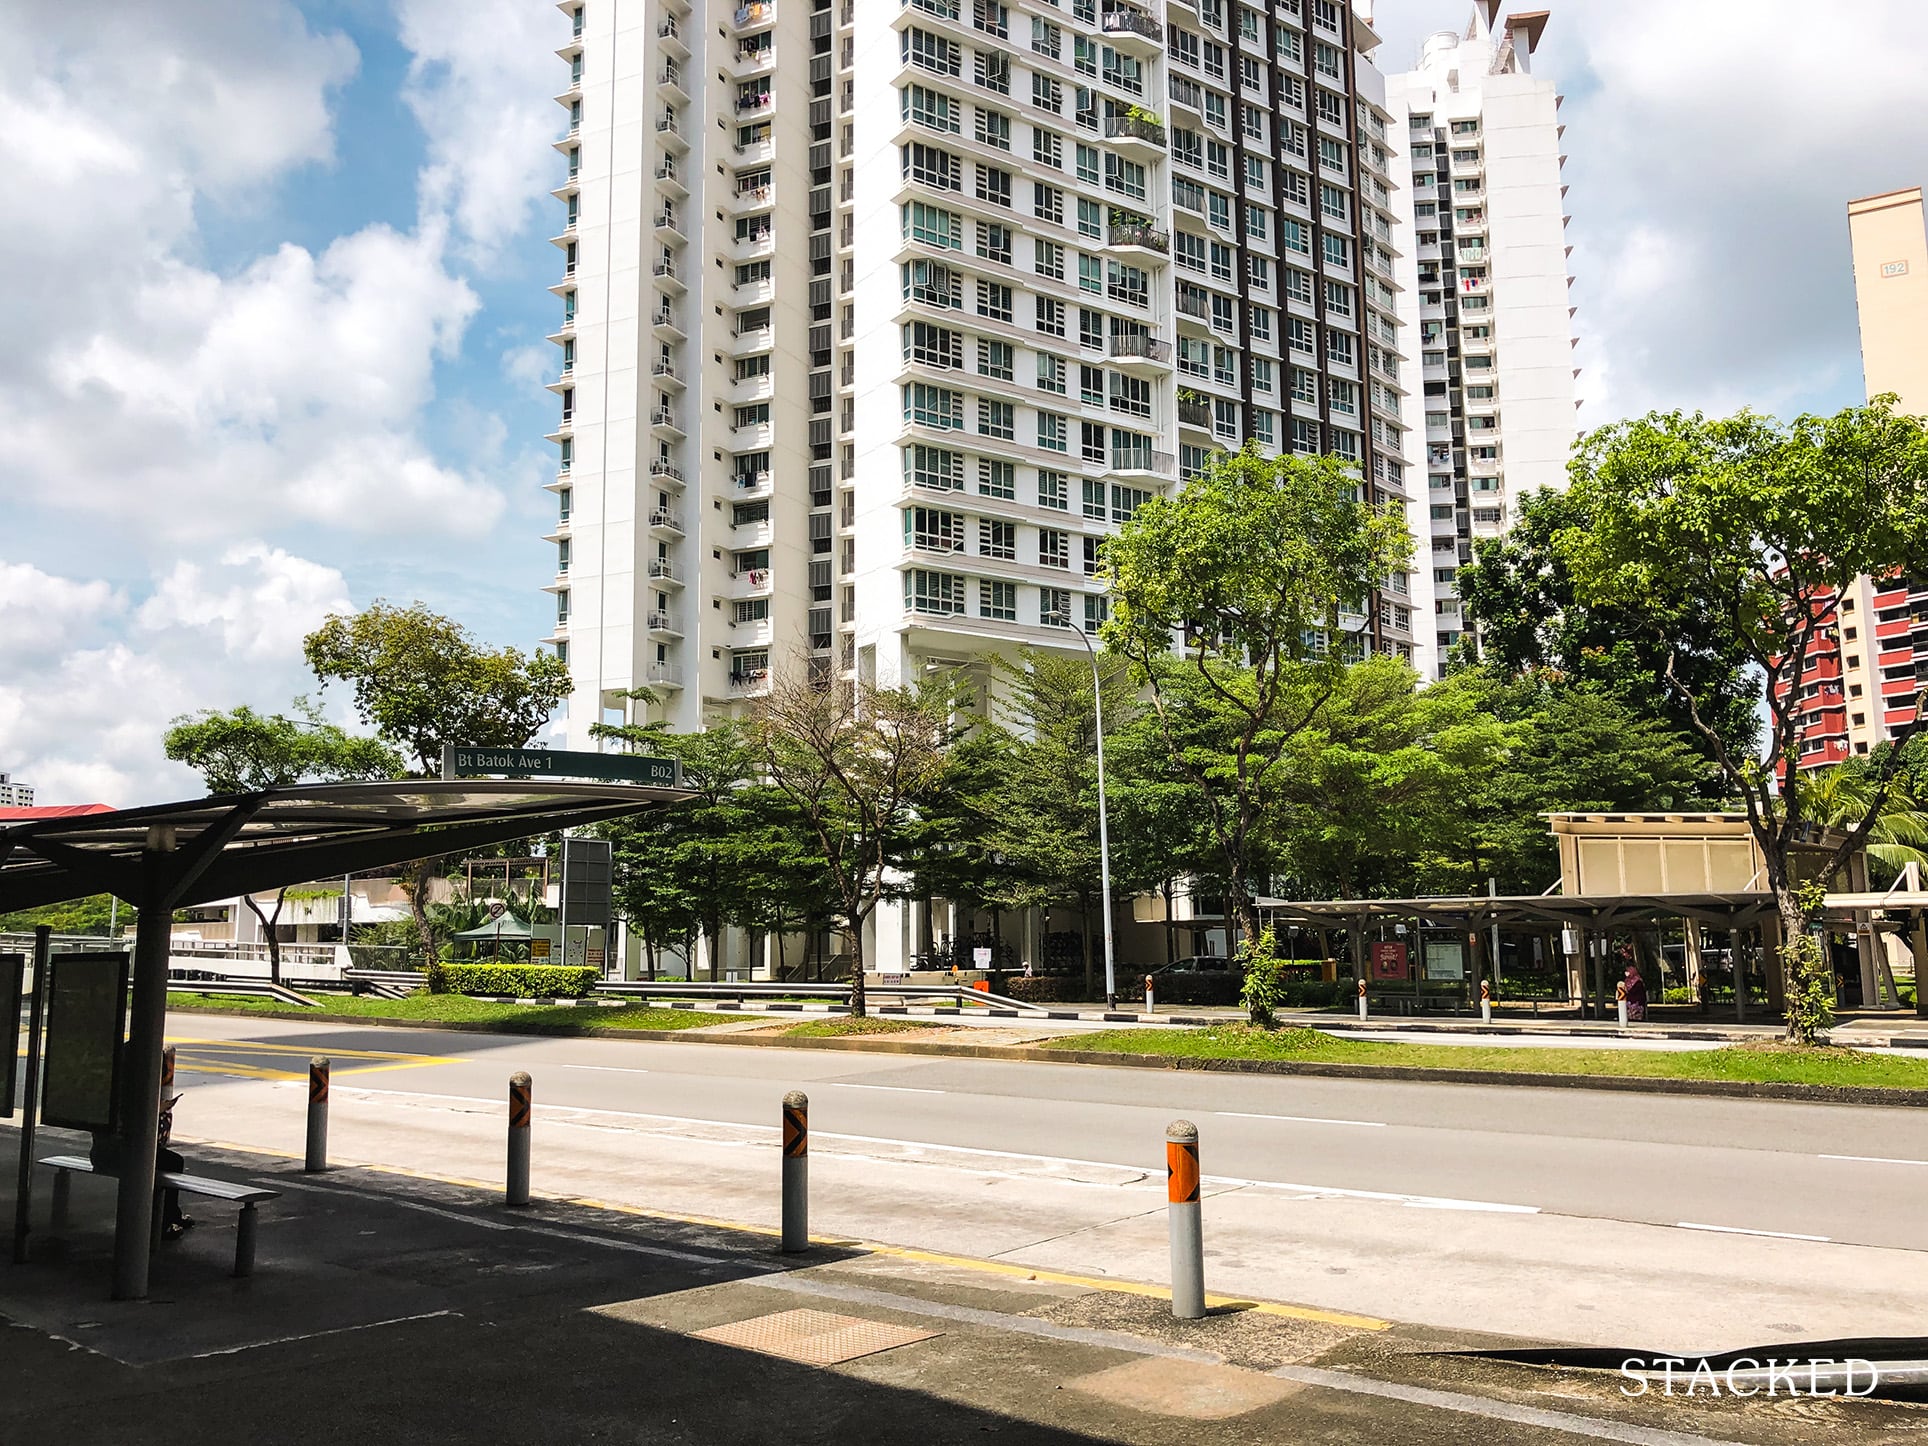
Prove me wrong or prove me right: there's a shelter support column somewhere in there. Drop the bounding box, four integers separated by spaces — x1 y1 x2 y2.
1728 930 1746 1025
112 844 174 1301
1683 925 1704 1005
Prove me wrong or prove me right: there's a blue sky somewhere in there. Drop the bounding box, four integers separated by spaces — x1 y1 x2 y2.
2 0 1924 806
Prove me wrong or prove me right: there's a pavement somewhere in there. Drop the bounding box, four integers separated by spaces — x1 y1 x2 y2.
3 1129 1922 1445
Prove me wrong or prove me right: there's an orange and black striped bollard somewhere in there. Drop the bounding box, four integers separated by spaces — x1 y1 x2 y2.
305 1057 330 1173
781 1090 808 1253
507 1072 533 1206
1166 1119 1204 1319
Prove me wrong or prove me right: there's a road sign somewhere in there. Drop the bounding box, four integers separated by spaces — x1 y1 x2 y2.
443 745 681 789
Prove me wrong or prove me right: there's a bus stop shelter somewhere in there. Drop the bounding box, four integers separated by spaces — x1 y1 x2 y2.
0 778 689 1301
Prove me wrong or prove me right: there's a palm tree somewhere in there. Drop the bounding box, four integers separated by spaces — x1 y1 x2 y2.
1801 766 1928 879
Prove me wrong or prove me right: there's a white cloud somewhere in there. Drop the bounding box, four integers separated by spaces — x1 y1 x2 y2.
397 0 566 256
1368 0 1928 425
0 548 356 806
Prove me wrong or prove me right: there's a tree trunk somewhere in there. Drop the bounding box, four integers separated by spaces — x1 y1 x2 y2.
847 904 867 1017
407 858 440 973
242 892 288 986
1079 895 1094 999
1775 885 1828 1044
1162 878 1177 963
704 920 722 982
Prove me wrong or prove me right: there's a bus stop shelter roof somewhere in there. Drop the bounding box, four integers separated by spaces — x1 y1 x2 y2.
0 778 688 914
1260 891 1783 933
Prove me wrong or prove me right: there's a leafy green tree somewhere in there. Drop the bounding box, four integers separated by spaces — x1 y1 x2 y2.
163 701 403 981
0 895 136 937
1456 487 1758 765
1802 762 1928 882
304 601 572 970
1102 446 1412 944
1557 401 1928 1041
752 673 957 1015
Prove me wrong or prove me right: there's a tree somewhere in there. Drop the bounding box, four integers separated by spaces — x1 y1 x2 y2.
163 701 403 981
752 673 955 1016
1803 761 1928 882
1557 401 1928 1041
1102 445 1413 945
1456 487 1759 765
304 601 572 969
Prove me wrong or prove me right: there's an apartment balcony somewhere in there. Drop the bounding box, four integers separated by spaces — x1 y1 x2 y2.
727 667 773 696
731 229 776 262
1104 113 1166 158
732 516 774 549
730 325 774 358
649 406 685 438
653 209 684 242
734 275 775 307
733 134 776 165
1106 221 1169 256
730 41 777 80
644 662 686 689
735 90 775 117
1107 333 1172 375
1176 395 1212 431
1109 449 1175 481
733 468 774 498
1173 288 1213 337
734 1 776 31
646 611 683 639
652 306 685 341
729 183 775 215
648 508 686 535
648 459 686 486
1101 5 1163 52
652 260 686 293
729 568 775 599
1167 73 1204 118
647 558 683 586
654 159 688 197
657 64 689 102
654 116 689 152
656 16 688 55
730 374 775 405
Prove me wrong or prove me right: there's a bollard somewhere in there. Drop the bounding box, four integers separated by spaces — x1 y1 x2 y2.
1166 1120 1205 1319
304 1057 330 1173
1480 978 1493 1025
1144 974 1155 1013
1356 977 1368 1020
781 1091 809 1253
1616 981 1628 1028
506 1072 533 1207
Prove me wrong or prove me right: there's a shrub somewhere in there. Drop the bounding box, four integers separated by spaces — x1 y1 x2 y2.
439 964 601 999
1239 930 1287 1027
1281 979 1343 1009
1661 986 1697 1006
1148 972 1242 1006
999 975 1090 1003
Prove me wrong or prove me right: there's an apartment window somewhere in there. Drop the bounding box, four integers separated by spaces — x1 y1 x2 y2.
1323 279 1352 317
904 321 963 369
1251 410 1275 447
1291 366 1318 405
1079 307 1104 350
978 397 1015 440
1039 529 1070 569
1108 372 1152 418
980 457 1016 498
1250 357 1274 394
1322 232 1351 268
1032 67 1062 108
1281 216 1310 257
1292 418 1320 454
1244 203 1267 240
1037 410 1068 451
978 338 1014 380
1034 182 1063 224
1036 351 1066 394
903 84 960 133
905 444 964 491
1325 329 1355 367
906 569 967 614
1040 586 1072 627
1033 127 1063 168
1213 399 1238 440
1077 197 1103 239
907 507 965 552
1082 477 1107 519
1174 231 1206 273
1079 253 1103 294
1034 237 1064 279
1037 469 1068 511
736 354 771 381
981 579 1017 620
904 383 964 429
734 403 770 428
904 201 962 249
975 107 1012 151
904 28 962 76
1035 294 1066 336
903 142 961 190
975 49 1011 95
976 164 1012 207
1111 485 1150 523
980 518 1017 560
1284 267 1312 305
1080 364 1104 407
1104 154 1147 201
1250 305 1272 341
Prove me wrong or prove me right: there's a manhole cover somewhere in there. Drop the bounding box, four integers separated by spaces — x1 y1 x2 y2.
692 1309 939 1365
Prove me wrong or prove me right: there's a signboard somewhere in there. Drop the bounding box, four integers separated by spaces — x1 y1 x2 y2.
444 745 680 789
40 951 129 1133
972 947 992 969
1423 939 1466 983
0 953 21 1118
530 937 552 959
1369 941 1409 982
1883 259 1910 278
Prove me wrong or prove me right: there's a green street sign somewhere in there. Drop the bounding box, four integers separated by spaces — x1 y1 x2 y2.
443 746 681 789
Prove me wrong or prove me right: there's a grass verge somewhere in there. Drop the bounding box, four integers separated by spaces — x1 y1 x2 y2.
780 1016 941 1038
168 992 729 1033
1044 1025 1928 1090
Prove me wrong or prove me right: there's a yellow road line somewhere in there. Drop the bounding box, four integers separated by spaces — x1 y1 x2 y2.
166 1036 464 1063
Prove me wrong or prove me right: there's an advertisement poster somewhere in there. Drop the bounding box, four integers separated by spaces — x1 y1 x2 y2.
0 953 21 1118
40 951 129 1133
1369 941 1409 981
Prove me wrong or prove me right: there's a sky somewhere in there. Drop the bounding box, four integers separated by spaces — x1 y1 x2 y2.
2 0 1925 807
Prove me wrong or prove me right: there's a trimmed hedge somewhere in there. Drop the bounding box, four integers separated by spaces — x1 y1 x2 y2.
997 975 1091 1003
439 964 601 999
1150 972 1242 1007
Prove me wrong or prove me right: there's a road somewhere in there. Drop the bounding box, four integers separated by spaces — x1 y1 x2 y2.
157 1011 1928 1354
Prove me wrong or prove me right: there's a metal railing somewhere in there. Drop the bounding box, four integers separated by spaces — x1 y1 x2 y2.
594 979 1054 1014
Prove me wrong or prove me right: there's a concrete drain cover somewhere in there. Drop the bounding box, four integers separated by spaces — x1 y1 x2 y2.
692 1309 939 1366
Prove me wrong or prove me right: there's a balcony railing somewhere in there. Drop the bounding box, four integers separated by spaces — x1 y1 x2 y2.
735 2 774 26
1177 397 1212 427
1108 334 1171 363
1112 449 1174 474
645 662 686 686
652 262 679 281
649 509 685 532
1102 7 1162 43
647 611 680 633
647 559 678 581
1106 222 1168 252
1104 114 1165 147
648 459 685 483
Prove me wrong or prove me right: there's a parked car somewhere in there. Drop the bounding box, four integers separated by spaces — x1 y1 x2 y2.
1149 955 1241 977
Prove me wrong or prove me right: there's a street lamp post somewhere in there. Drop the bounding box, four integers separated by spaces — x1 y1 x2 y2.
1068 620 1119 1010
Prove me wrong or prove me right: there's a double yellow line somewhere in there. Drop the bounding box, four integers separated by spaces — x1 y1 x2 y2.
165 1036 463 1082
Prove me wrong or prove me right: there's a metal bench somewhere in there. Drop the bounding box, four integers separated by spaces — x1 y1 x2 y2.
39 1154 281 1277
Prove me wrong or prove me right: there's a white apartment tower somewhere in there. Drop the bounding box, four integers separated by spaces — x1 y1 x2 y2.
1384 4 1577 679
546 0 1420 769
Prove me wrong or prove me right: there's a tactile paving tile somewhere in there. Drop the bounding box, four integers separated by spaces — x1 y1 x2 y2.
691 1308 939 1365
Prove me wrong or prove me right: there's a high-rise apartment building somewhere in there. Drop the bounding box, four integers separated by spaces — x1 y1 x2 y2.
0 772 32 808
1776 187 1928 772
1383 4 1576 679
545 0 1417 751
